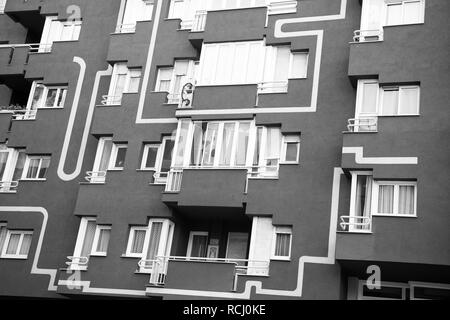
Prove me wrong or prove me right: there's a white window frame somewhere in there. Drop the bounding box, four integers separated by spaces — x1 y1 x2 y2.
39 17 82 53
70 217 96 270
26 81 68 110
117 0 154 33
271 226 292 260
106 64 142 105
155 60 197 104
0 230 33 259
379 85 421 116
280 134 300 164
21 155 50 181
358 280 409 300
152 136 175 184
187 231 209 258
140 144 161 170
108 143 127 171
372 180 417 217
90 225 112 257
384 0 425 26
125 226 148 258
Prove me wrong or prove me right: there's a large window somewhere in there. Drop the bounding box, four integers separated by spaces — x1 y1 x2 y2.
385 0 425 26
0 230 33 259
104 63 142 105
40 17 82 52
155 60 197 104
117 0 154 33
88 138 128 183
373 181 417 216
124 219 174 273
356 80 420 118
22 155 51 181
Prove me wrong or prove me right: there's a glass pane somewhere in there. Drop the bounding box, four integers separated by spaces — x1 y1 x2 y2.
291 52 308 78
45 89 57 108
235 122 250 166
0 151 9 179
98 139 113 172
174 121 190 167
354 175 372 230
190 234 208 258
96 229 111 253
381 89 399 115
399 185 415 215
56 89 67 107
285 143 298 162
275 233 290 257
30 85 45 110
0 226 7 253
253 127 263 166
219 123 236 166
6 234 20 255
378 185 394 214
12 151 26 181
19 234 32 256
386 3 403 25
361 82 379 114
114 147 127 168
190 122 206 166
202 123 219 166
399 87 419 114
161 140 174 172
131 229 146 254
81 221 97 257
274 47 290 81
265 127 281 166
26 159 40 179
38 158 50 178
146 222 162 261
403 1 422 24
144 146 158 169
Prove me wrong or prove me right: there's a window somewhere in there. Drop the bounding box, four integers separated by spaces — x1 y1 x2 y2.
141 144 160 170
359 280 408 300
385 0 425 26
252 126 282 177
109 144 128 170
0 147 26 191
117 0 154 33
89 138 127 182
105 63 142 105
39 17 82 52
281 135 300 164
348 172 373 232
143 137 175 184
125 227 148 257
0 230 33 259
22 155 50 180
27 82 67 111
356 80 420 119
70 218 112 269
187 231 209 258
272 226 292 260
155 60 197 104
373 181 417 216
0 0 7 14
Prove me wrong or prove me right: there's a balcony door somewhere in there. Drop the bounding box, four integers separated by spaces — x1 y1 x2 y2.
187 231 208 258
349 172 373 232
140 219 174 273
226 232 249 266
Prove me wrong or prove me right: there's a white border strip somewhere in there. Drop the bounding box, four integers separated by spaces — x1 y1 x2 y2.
343 147 419 165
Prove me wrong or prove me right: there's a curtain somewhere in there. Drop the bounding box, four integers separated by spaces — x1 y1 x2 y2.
146 222 163 262
6 234 20 255
378 185 394 214
235 123 250 166
26 159 40 179
275 233 290 257
96 229 111 253
19 234 32 256
202 123 219 166
399 186 415 215
131 230 146 254
81 221 97 257
190 235 208 258
219 123 235 166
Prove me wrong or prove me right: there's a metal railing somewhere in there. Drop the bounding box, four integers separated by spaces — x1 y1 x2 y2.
192 10 207 32
353 29 383 42
167 93 181 104
0 181 19 192
140 256 270 287
115 23 137 33
85 171 107 183
339 215 371 232
66 256 89 268
101 95 122 106
165 168 183 192
12 109 37 120
257 81 289 94
347 117 378 132
267 0 298 15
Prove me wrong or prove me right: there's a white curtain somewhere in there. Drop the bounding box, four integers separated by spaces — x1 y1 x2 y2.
274 233 290 257
96 229 111 253
378 185 394 214
146 222 162 262
6 234 20 255
19 234 32 256
131 230 146 254
399 186 414 215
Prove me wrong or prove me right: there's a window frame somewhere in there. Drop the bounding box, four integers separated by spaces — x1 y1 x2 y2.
26 81 68 111
0 0 7 15
125 226 148 258
384 0 425 26
153 136 175 184
107 143 128 171
21 155 51 181
358 280 409 300
0 230 33 259
140 143 161 171
372 180 418 217
271 226 292 261
70 217 96 270
187 231 209 258
280 134 300 164
107 63 142 105
90 225 112 257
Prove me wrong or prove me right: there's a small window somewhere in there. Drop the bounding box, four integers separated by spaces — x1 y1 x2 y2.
91 225 112 256
22 155 51 180
109 144 127 170
374 181 417 216
125 227 148 257
0 230 33 259
272 226 292 260
187 231 209 258
281 135 300 164
290 52 308 79
155 68 173 92
141 144 160 170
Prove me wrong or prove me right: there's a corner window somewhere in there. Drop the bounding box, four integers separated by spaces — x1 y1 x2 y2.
104 64 142 105
281 134 300 164
117 0 154 33
385 0 425 26
40 17 82 52
373 181 417 216
22 155 50 180
272 226 292 260
0 0 7 14
155 60 197 104
0 230 33 259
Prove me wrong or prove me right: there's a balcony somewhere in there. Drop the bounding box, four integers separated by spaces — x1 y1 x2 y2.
352 29 384 43
346 117 378 133
84 171 107 184
0 181 19 193
339 215 372 233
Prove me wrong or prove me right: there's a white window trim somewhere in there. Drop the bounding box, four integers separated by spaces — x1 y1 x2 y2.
21 155 50 181
39 17 82 53
186 231 209 258
70 217 96 270
153 136 175 184
108 143 127 171
125 226 148 258
372 180 418 217
280 134 300 164
0 223 6 253
26 81 68 110
0 230 33 259
90 225 112 257
140 144 161 170
358 280 409 300
271 226 292 261
384 0 425 26
380 85 421 116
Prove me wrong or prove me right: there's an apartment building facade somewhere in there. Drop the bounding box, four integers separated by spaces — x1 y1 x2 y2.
0 0 449 300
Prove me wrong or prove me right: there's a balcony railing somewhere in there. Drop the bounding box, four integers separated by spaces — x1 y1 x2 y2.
192 10 207 32
0 181 19 193
353 29 384 42
257 80 289 94
140 256 270 287
347 117 378 132
339 215 371 232
65 256 89 269
101 95 122 106
12 109 37 120
115 23 137 34
85 171 107 184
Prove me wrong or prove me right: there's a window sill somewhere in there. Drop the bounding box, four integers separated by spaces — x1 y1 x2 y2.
372 214 417 218
90 253 107 257
384 22 425 28
36 107 64 110
270 257 291 262
107 168 124 172
280 161 299 165
19 178 46 182
377 114 420 117
0 256 28 260
0 191 17 194
136 169 156 172
336 230 373 234
120 254 142 259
